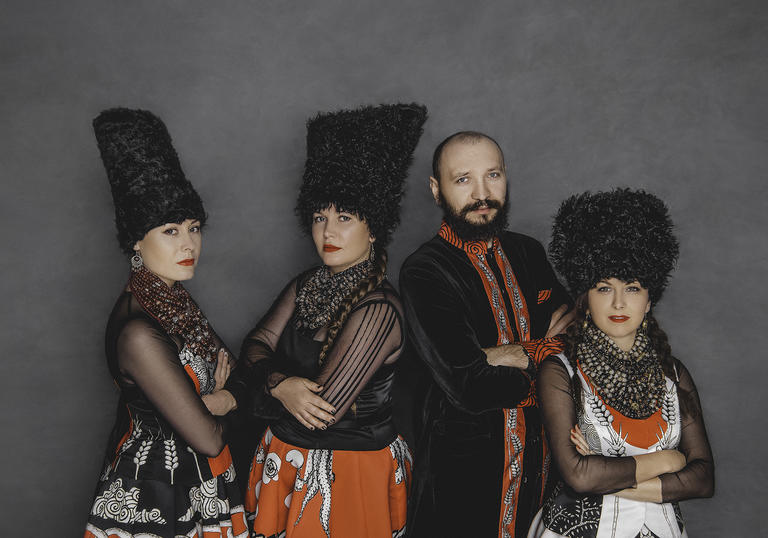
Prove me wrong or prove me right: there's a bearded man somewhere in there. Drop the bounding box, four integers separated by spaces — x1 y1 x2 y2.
400 131 574 537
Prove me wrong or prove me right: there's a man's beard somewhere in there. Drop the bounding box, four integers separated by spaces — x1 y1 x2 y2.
438 193 509 243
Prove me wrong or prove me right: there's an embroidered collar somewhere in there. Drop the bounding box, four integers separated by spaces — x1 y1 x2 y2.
437 220 530 343
438 221 497 255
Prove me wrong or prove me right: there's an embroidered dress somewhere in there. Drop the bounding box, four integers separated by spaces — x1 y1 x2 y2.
238 267 410 537
399 222 571 537
85 281 248 538
528 353 714 538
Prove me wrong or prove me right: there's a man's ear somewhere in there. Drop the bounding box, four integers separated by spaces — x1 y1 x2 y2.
429 176 440 204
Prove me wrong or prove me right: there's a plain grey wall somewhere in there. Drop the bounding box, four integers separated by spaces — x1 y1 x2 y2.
1 0 765 534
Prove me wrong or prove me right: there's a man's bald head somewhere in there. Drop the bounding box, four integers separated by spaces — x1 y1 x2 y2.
431 131 505 182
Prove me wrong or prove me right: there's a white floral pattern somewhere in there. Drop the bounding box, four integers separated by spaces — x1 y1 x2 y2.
263 452 282 484
91 478 167 524
178 477 230 521
179 345 215 395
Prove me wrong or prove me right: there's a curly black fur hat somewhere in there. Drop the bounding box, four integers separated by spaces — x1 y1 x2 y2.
296 103 427 247
549 188 679 304
93 108 206 254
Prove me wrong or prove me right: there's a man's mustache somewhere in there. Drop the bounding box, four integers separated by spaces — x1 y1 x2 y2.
460 198 504 216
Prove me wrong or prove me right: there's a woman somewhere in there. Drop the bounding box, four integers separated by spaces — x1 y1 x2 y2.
85 109 248 538
528 189 714 537
239 103 427 537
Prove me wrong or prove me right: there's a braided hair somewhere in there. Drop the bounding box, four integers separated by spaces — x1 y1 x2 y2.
317 249 388 366
562 293 696 419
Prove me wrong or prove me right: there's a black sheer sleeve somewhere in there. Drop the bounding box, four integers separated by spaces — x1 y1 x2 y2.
400 261 533 413
315 290 403 418
117 318 225 457
229 278 299 417
537 357 637 494
240 277 297 386
660 360 715 501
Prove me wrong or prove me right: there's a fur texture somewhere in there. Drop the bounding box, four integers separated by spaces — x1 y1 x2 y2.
296 103 427 247
93 108 206 253
549 188 679 304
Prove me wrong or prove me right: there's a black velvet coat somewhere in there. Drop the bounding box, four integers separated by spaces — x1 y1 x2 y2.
399 230 570 537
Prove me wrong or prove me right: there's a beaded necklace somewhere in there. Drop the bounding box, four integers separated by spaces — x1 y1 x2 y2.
129 266 217 363
576 322 665 419
294 260 373 331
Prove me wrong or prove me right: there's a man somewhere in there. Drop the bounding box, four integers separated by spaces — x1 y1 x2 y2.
400 132 574 537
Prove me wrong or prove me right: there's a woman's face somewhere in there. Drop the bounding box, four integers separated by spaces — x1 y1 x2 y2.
586 277 651 351
134 219 202 286
311 205 374 274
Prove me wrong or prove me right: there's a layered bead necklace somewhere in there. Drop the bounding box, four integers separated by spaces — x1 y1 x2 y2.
129 266 218 363
576 322 665 419
294 260 374 331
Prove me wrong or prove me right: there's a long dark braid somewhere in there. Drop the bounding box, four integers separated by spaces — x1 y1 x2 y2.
563 295 695 418
318 249 388 366
645 314 697 418
562 296 588 416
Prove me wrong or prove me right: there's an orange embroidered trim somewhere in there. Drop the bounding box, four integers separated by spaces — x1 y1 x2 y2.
537 289 551 303
499 408 527 536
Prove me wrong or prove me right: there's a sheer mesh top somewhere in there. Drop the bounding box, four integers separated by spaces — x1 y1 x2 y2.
239 274 404 450
537 356 714 502
105 290 230 458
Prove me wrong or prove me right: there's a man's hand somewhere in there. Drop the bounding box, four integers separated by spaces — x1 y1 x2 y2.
546 304 577 338
483 344 530 369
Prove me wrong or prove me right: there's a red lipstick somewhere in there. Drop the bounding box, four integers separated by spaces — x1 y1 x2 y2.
323 244 341 252
177 259 195 266
608 315 629 323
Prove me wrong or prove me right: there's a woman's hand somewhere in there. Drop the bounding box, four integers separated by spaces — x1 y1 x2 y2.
270 377 336 430
661 449 687 474
212 348 232 392
201 349 236 416
570 424 594 456
202 390 236 416
614 477 663 503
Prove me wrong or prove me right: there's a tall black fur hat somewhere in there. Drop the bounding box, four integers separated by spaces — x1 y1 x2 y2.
93 108 206 254
549 188 679 304
296 103 427 247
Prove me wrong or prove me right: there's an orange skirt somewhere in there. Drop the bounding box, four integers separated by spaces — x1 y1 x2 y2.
245 428 411 538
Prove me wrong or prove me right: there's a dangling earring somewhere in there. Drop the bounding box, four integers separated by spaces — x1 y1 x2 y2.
641 316 648 333
582 312 591 330
131 250 144 271
369 242 376 262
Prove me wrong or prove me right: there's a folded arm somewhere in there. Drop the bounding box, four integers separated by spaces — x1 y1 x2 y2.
400 262 533 413
538 357 686 495
315 295 403 419
658 360 715 501
117 318 225 457
227 278 300 417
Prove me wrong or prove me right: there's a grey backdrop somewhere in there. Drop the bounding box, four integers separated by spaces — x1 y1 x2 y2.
1 0 765 535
